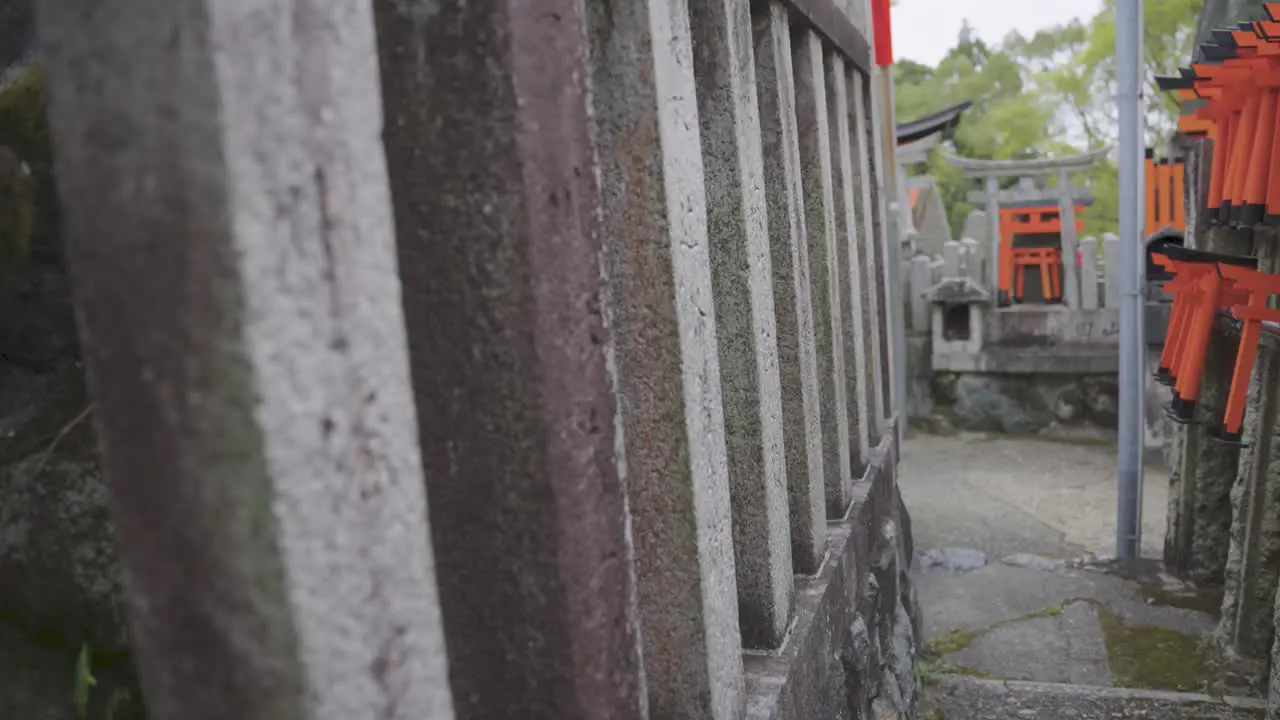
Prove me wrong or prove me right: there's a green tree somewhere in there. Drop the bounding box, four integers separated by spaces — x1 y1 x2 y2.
895 0 1205 239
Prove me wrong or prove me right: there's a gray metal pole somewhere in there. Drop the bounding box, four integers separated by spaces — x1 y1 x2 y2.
1115 0 1145 560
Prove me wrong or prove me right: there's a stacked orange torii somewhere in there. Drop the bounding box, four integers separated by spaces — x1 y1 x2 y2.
1152 3 1280 446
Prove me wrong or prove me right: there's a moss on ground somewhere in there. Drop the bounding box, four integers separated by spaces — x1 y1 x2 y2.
1095 605 1212 692
921 604 1068 683
1137 583 1224 618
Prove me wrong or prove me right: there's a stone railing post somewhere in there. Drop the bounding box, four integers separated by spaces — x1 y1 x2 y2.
1057 168 1082 308
40 1 456 717
794 28 855 515
1103 232 1121 309
372 1 647 717
689 0 794 651
754 1 828 575
850 69 888 442
908 255 931 333
1080 236 1100 310
587 0 745 715
828 53 872 478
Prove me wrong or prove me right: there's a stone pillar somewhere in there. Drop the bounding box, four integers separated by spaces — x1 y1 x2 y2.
850 69 887 443
1221 239 1280 668
1080 236 1101 310
1164 226 1250 585
793 30 854 515
754 2 827 575
689 0 794 651
906 255 934 421
1103 233 1122 309
39 1 455 718
828 55 872 476
372 2 646 717
985 176 1002 300
942 240 962 278
960 237 980 281
1057 169 1082 308
586 0 745 716
864 66 899 431
1222 339 1280 662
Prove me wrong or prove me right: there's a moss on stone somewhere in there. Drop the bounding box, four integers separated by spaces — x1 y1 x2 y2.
0 64 55 282
1096 606 1213 692
925 629 980 659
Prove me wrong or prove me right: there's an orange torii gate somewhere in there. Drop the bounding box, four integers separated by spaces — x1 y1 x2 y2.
997 202 1087 303
944 150 1108 307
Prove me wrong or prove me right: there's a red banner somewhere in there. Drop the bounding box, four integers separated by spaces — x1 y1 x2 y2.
871 0 894 66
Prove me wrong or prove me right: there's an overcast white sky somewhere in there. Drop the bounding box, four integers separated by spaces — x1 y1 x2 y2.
891 0 1106 66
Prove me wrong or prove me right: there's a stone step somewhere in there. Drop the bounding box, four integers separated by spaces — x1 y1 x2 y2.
927 675 1266 719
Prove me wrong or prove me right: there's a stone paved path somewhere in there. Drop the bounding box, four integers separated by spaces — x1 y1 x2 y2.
901 432 1262 718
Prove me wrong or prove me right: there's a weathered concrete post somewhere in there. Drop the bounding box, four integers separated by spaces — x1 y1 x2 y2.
689 0 794 650
794 30 855 514
829 54 872 476
754 1 828 574
1080 236 1101 310
1057 168 1082 308
40 1 456 718
851 69 888 442
586 0 745 715
371 1 647 717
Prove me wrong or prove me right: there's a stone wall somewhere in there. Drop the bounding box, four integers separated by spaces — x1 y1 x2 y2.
2 0 918 718
903 237 1172 456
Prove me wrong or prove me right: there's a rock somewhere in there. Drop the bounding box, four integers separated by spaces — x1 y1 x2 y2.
0 367 128 651
1002 554 1067 573
921 546 988 572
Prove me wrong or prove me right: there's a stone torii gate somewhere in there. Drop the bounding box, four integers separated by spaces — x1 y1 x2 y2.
944 148 1109 308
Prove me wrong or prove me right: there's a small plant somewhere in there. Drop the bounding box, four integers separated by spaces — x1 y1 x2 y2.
73 643 97 718
72 643 133 720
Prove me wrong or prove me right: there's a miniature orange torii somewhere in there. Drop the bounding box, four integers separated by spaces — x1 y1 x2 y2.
1148 246 1255 425
997 204 1083 303
1145 149 1186 237
1158 12 1280 226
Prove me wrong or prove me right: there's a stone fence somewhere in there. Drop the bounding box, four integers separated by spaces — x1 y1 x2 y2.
30 0 916 719
901 234 1173 450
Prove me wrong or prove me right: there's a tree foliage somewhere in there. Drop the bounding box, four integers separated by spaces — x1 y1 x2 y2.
894 0 1204 239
